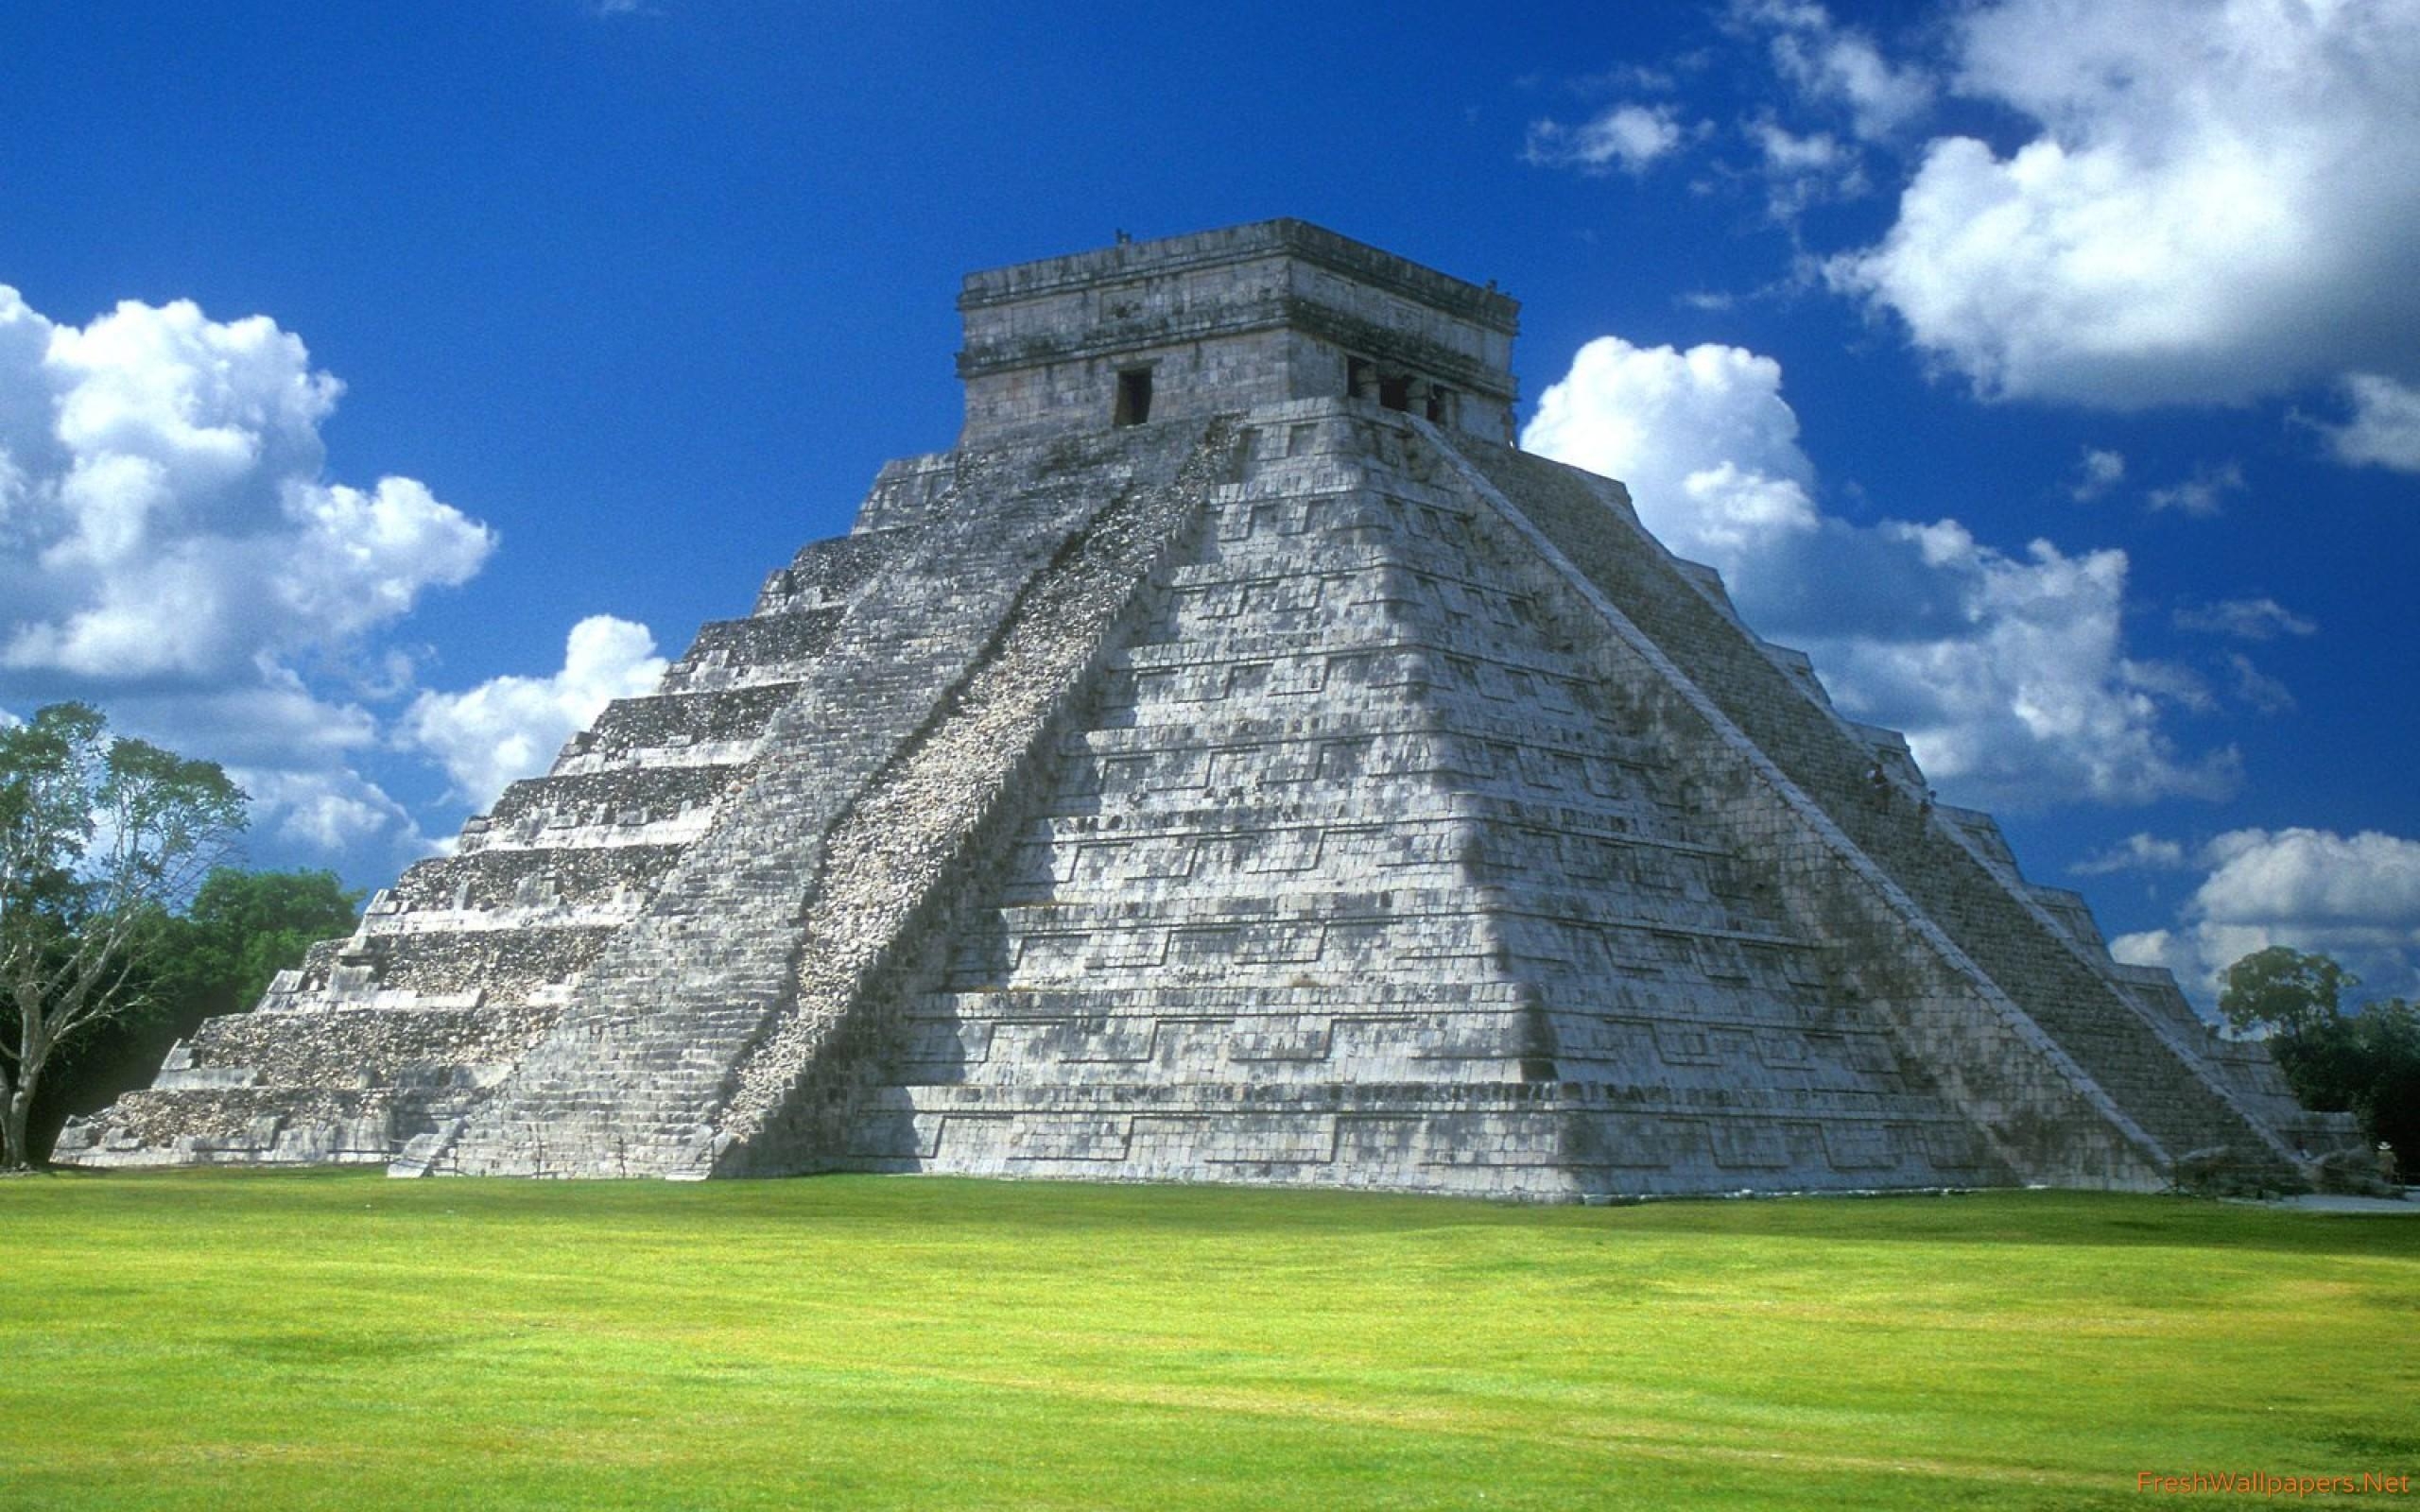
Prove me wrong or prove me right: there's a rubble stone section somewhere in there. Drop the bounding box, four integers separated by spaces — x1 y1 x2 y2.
59 217 2353 1193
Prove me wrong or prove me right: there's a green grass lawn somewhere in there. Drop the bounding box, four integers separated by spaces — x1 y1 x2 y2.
1 1172 2412 1510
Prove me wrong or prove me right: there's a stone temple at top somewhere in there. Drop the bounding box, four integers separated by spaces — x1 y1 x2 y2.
60 219 2352 1195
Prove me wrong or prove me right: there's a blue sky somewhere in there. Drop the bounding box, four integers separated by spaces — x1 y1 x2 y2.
3 0 2414 1008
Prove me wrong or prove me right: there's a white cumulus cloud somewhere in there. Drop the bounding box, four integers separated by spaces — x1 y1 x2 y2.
1524 335 2237 808
0 283 496 868
3 293 491 681
2145 461 2245 518
2223 652 2294 714
2320 373 2420 472
1826 0 2420 407
2111 827 2420 1005
238 766 427 858
1525 104 1689 176
1741 0 1936 140
2070 832 2189 876
2173 595 2316 642
1748 120 1871 219
2069 446 2124 501
1754 124 1848 174
1520 335 1819 571
402 615 667 809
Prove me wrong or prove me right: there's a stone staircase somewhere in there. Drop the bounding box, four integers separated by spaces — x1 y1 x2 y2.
64 217 2345 1196
1445 426 2301 1185
426 419 1237 1177
774 406 2013 1196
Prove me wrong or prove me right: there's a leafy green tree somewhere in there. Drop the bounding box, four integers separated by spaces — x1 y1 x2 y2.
31 867 364 1156
2219 946 2353 1037
153 868 364 1021
2220 946 2420 1166
2308 999 2419 1162
1 704 246 1170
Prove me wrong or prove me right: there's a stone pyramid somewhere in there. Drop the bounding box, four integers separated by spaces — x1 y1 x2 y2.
59 221 2352 1197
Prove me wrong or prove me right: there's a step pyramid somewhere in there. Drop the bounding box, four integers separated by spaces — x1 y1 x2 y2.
57 220 2355 1196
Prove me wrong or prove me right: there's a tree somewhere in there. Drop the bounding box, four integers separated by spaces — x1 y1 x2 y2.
1 704 246 1170
2218 946 2353 1037
27 867 363 1160
150 868 364 1022
2220 946 2420 1165
2336 1000 2420 1160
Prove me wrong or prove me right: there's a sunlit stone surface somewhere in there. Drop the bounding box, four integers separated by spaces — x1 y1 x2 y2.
57 222 2356 1195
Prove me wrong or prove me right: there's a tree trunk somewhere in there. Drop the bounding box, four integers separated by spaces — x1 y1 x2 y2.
2 1080 31 1171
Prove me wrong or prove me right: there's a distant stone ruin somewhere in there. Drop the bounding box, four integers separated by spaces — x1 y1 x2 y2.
57 221 2356 1196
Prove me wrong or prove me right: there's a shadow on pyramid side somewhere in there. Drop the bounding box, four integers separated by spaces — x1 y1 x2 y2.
58 221 2359 1197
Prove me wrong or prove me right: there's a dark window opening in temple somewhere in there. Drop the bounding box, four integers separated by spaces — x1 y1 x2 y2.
1114 368 1153 426
1347 356 1375 400
1378 373 1412 412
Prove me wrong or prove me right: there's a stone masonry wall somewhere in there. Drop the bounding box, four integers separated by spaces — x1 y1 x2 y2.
55 483 908 1169
428 419 1242 1177
1442 426 2304 1184
766 404 2014 1197
60 225 2341 1194
714 417 1251 1173
749 404 1571 1196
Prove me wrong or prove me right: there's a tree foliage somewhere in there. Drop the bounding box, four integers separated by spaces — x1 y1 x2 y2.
2220 945 2420 1162
2218 946 2354 1038
152 868 364 1022
1 703 247 1169
26 867 364 1159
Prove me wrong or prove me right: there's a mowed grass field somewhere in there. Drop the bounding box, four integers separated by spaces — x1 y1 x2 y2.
1 1172 2413 1511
